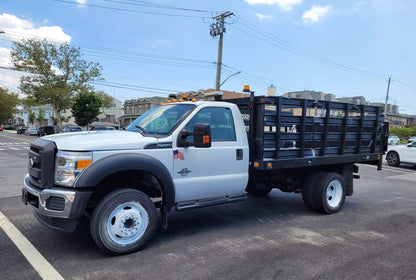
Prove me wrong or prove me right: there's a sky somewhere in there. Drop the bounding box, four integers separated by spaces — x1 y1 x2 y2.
0 0 416 114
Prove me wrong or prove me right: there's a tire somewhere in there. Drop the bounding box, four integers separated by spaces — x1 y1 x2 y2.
386 152 400 166
246 180 273 196
303 172 346 214
302 172 322 211
90 189 158 255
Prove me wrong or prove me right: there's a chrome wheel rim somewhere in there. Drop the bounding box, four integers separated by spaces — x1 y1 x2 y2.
107 202 149 245
326 180 343 208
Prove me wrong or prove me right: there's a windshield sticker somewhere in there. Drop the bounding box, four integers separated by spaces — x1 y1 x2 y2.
173 150 184 160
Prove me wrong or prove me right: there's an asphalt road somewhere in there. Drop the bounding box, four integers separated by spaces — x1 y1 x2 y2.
1 132 415 280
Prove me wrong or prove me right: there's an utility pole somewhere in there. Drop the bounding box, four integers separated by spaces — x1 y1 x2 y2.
210 11 233 91
384 76 391 115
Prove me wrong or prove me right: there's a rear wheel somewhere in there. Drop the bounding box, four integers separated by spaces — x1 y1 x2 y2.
386 152 400 166
302 172 346 214
90 189 158 255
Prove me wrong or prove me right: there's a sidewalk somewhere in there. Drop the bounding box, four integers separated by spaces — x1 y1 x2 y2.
1 130 17 134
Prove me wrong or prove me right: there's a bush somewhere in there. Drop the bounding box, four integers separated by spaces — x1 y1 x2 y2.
389 127 416 140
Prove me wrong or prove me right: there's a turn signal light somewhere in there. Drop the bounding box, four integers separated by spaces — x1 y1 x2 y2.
77 159 92 169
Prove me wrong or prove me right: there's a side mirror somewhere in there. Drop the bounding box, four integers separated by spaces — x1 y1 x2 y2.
177 123 211 148
193 123 211 148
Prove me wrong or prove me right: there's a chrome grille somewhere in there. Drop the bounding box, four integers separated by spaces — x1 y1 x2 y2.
28 138 56 189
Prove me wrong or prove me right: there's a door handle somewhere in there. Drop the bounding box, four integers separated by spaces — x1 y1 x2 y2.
236 149 243 160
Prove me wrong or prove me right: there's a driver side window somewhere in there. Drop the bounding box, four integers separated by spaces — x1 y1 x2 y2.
185 107 236 142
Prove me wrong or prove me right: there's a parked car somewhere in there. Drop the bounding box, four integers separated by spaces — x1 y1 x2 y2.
62 126 82 133
17 127 28 135
387 136 400 145
89 126 115 131
25 128 38 136
0 126 3 132
386 141 416 166
408 136 416 143
37 126 55 137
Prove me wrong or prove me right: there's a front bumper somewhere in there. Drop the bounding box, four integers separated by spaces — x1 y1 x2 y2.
22 174 93 232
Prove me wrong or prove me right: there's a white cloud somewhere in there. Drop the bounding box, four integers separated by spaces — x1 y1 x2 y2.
0 13 71 42
302 5 332 24
0 47 11 67
255 13 274 20
76 0 87 4
245 0 302 11
0 13 71 93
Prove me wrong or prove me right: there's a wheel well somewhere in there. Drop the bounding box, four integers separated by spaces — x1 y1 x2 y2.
86 170 162 214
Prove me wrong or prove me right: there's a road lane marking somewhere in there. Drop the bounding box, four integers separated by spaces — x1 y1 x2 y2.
0 134 33 143
362 164 416 174
0 211 65 280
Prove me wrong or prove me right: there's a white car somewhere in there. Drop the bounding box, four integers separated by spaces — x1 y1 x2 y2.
25 128 38 136
386 142 416 166
388 136 400 145
408 136 416 143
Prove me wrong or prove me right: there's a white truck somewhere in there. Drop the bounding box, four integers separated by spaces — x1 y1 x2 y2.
22 93 387 255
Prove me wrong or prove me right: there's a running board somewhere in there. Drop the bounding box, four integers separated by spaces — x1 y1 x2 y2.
175 194 247 211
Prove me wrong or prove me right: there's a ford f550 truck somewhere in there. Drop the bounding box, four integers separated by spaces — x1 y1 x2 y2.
22 93 388 255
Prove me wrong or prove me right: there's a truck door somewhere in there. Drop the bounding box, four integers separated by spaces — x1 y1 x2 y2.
173 106 248 202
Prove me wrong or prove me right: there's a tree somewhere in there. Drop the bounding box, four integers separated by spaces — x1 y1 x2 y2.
71 91 102 128
36 108 45 125
10 39 103 132
28 111 36 127
0 87 19 125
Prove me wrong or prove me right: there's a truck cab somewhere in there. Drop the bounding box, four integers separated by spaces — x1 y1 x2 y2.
22 100 249 255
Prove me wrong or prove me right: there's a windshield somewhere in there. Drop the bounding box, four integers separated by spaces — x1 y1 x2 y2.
126 104 196 136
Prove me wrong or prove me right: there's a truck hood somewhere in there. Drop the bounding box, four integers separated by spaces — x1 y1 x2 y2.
43 131 158 151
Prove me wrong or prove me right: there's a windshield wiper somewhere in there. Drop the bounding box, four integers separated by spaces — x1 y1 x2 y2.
135 125 147 136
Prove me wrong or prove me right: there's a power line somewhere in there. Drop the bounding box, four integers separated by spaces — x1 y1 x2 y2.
1 31 217 69
90 81 181 95
109 0 218 13
53 0 204 18
232 17 388 81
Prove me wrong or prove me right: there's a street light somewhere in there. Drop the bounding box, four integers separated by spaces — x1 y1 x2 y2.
219 70 241 88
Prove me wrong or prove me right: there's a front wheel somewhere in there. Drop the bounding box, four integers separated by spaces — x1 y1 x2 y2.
386 152 400 166
90 189 158 255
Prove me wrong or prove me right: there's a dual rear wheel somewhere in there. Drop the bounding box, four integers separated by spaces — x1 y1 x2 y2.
302 172 346 214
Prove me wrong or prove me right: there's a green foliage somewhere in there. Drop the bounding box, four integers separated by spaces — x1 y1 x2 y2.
95 91 114 109
36 108 45 125
0 87 19 124
71 91 102 127
28 111 36 126
11 39 103 131
389 127 416 140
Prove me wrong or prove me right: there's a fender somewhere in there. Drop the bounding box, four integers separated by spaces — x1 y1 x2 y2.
74 153 175 211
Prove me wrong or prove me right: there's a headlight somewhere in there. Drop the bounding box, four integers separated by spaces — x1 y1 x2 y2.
55 151 92 187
